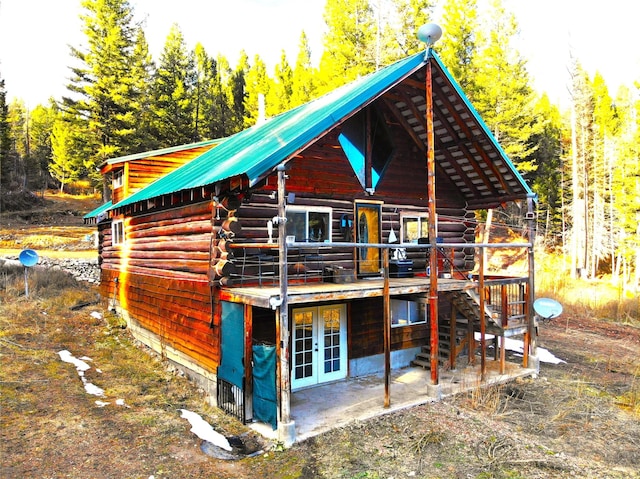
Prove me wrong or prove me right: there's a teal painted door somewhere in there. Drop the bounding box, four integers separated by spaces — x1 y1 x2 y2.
218 301 244 388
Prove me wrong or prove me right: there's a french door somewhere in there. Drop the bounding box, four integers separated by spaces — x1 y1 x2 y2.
291 304 347 390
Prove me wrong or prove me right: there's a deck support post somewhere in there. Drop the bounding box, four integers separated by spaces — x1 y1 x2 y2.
383 248 391 408
526 194 538 373
478 246 487 381
425 51 439 386
276 165 295 447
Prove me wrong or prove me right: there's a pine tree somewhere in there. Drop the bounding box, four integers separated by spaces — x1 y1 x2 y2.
49 116 81 193
64 0 140 185
389 0 435 58
243 55 271 128
318 0 376 93
209 54 235 138
7 100 28 188
609 84 640 285
27 101 58 191
527 94 563 247
229 52 249 134
193 42 214 141
267 51 293 117
0 76 12 197
151 24 197 146
568 61 593 278
129 27 157 152
437 0 478 92
471 0 536 169
290 32 317 108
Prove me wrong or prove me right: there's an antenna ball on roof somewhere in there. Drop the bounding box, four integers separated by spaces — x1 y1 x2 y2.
417 23 443 47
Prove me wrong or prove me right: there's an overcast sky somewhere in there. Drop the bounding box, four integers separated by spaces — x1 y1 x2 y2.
0 0 637 109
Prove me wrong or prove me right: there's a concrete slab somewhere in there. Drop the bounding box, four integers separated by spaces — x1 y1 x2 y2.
251 359 536 444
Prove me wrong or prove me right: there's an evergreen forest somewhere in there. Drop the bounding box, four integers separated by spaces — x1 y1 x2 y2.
1 0 638 287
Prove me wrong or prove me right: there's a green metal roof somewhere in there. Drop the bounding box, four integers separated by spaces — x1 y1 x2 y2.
83 201 112 222
109 52 427 211
102 50 533 214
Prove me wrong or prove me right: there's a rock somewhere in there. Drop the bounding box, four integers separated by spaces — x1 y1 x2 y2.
0 255 101 284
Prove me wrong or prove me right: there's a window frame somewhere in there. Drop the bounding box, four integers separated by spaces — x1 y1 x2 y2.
285 205 332 243
112 219 125 246
399 211 436 243
390 298 428 327
112 169 124 189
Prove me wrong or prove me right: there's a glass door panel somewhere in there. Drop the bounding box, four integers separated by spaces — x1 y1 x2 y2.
292 308 317 390
291 304 347 390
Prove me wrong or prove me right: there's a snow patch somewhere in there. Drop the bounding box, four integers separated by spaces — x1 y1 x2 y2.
474 333 566 364
58 350 106 398
179 409 232 451
58 350 91 372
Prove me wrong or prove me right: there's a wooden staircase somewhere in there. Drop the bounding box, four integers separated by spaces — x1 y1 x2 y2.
411 289 507 369
411 316 469 368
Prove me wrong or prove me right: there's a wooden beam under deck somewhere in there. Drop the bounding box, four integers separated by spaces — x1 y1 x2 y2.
217 277 474 309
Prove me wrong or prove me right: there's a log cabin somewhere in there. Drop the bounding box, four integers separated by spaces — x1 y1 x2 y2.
85 47 539 445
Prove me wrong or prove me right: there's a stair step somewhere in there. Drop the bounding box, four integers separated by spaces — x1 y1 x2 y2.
416 349 449 358
411 357 446 369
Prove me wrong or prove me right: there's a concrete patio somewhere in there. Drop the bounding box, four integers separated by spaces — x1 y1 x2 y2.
251 358 537 443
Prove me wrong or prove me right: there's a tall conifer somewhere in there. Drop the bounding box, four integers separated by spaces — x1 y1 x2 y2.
64 0 139 184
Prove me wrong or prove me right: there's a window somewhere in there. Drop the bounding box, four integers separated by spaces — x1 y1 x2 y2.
112 219 125 245
391 299 427 327
338 107 394 192
113 169 124 189
400 212 435 243
286 206 331 242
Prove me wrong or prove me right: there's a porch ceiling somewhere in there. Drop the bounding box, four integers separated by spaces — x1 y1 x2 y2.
382 55 531 210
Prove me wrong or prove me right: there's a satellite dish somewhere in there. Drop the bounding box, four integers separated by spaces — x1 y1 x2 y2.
19 249 39 298
19 249 39 267
417 23 443 47
533 298 563 320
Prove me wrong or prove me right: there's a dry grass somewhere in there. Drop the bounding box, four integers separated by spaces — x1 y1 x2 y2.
0 266 264 479
535 250 639 323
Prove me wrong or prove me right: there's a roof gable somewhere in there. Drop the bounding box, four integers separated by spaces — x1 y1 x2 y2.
99 50 533 215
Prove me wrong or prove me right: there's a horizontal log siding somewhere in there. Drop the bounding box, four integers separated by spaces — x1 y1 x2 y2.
99 200 219 372
236 192 356 272
101 201 214 278
100 268 218 372
349 298 429 359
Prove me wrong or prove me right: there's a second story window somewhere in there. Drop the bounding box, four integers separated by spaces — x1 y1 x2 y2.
286 206 332 242
400 212 434 243
113 169 124 189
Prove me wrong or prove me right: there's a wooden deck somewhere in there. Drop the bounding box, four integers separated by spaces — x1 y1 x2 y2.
218 277 474 308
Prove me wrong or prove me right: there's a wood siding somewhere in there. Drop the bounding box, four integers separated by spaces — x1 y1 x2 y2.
100 268 218 372
111 145 215 204
96 103 482 377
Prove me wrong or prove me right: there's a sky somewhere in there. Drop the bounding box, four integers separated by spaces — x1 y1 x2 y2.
0 0 638 110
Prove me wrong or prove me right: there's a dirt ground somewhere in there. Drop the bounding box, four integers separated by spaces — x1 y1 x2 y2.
1 272 638 479
1 194 639 478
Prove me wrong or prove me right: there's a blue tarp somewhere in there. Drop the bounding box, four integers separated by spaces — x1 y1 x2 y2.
252 344 277 430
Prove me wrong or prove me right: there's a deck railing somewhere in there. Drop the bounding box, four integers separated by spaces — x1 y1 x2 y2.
481 277 529 328
227 241 531 288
